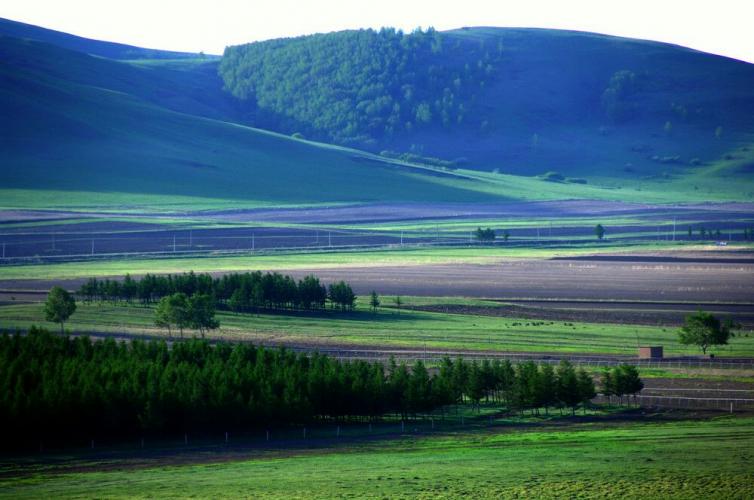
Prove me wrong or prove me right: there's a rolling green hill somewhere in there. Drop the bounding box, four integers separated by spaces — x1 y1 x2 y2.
0 19 752 211
221 27 754 183
0 32 513 210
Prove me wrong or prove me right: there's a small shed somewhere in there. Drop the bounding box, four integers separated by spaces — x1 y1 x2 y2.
638 346 663 359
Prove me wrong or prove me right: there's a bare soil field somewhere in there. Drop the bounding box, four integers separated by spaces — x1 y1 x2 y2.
280 253 754 301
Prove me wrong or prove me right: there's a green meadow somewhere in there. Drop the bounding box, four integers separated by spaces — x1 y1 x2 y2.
2 417 752 499
2 300 751 356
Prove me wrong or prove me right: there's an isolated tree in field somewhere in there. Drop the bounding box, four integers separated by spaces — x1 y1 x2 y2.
44 286 77 334
369 291 380 313
678 311 731 355
474 227 495 242
594 224 605 240
502 230 510 242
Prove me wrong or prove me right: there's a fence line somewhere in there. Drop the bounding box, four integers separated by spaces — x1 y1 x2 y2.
289 348 754 370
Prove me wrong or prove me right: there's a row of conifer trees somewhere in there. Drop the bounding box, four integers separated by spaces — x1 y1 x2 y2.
0 329 642 445
78 271 356 311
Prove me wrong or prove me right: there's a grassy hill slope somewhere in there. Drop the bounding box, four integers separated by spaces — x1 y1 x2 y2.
0 17 201 60
0 35 506 210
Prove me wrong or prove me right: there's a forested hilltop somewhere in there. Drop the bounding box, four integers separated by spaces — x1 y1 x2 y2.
220 27 754 179
220 27 500 148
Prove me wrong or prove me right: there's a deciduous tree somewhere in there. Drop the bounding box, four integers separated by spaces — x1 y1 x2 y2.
678 311 731 355
44 286 76 334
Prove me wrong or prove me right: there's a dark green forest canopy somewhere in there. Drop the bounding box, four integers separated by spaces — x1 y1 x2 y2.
0 329 603 445
220 27 502 146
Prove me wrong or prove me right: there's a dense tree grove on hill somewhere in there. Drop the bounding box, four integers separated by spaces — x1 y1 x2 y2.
0 330 610 444
78 272 355 312
601 70 640 122
219 27 504 145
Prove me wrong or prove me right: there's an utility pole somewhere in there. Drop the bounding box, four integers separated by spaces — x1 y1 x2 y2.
52 233 55 251
189 230 192 247
91 239 94 256
672 217 676 242
400 231 403 246
328 232 332 247
173 235 176 253
252 233 255 251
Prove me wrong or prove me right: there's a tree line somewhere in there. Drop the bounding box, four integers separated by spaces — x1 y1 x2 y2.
0 329 640 445
78 271 356 312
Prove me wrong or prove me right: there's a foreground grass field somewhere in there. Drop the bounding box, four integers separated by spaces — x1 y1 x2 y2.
2 300 752 356
2 416 752 499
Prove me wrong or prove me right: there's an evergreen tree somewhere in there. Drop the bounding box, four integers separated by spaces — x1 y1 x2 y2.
369 291 380 313
556 360 580 415
576 369 596 412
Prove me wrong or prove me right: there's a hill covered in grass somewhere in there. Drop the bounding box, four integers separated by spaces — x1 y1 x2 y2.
220 27 754 184
0 17 203 60
0 30 506 210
